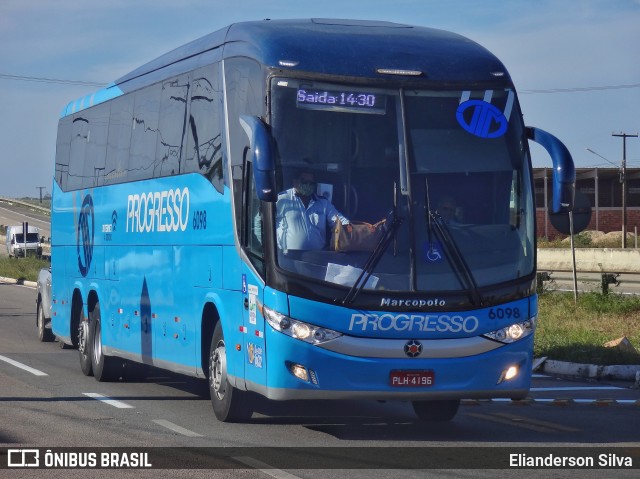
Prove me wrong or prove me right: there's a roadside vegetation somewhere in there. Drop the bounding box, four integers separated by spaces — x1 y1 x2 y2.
538 230 639 249
0 256 50 282
536 292 640 365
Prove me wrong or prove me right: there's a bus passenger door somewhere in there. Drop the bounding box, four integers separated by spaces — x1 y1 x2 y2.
240 162 267 389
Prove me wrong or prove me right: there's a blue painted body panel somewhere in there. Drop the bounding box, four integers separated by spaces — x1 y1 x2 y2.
287 295 531 339
50 174 238 373
60 83 123 118
256 291 534 398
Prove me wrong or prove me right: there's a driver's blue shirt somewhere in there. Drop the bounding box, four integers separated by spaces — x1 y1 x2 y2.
276 189 349 251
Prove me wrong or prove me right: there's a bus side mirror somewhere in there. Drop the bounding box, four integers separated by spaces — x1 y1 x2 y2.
526 127 575 213
239 115 277 202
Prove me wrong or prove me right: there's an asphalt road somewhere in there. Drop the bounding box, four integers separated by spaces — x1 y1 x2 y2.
1 283 639 478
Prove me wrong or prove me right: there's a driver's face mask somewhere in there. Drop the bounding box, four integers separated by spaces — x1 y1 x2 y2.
295 180 316 197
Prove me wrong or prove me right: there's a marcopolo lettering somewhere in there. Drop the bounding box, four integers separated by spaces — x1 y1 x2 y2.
381 297 446 308
126 188 190 233
349 313 479 333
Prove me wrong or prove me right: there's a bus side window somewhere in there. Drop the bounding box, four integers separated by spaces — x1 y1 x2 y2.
243 161 265 276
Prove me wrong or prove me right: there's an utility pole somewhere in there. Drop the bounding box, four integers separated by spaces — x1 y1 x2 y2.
612 132 638 248
36 186 46 203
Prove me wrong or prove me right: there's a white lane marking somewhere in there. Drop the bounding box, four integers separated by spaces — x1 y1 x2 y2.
0 355 48 376
233 456 302 479
491 398 638 404
82 392 134 409
152 419 203 437
531 386 625 391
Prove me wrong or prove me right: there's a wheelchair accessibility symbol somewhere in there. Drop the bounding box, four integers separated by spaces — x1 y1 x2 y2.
426 248 442 262
422 241 443 263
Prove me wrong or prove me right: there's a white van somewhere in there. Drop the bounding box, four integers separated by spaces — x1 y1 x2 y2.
6 225 42 258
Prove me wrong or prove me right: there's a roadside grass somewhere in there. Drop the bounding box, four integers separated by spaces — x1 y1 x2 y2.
536 292 640 365
0 256 50 282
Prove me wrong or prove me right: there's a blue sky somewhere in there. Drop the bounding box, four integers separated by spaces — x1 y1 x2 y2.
1 0 638 197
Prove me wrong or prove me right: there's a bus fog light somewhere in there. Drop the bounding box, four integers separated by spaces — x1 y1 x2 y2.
287 362 309 382
497 365 519 384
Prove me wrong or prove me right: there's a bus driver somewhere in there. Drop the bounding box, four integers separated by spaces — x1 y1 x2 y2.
276 170 351 252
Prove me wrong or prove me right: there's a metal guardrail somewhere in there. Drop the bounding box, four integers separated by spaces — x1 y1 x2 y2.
537 270 640 295
0 197 50 214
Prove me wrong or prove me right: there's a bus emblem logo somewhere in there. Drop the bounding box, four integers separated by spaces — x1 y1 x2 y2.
77 194 94 277
404 340 422 358
456 100 508 139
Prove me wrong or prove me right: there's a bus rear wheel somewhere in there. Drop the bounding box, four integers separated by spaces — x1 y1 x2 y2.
89 303 122 382
209 322 252 422
77 306 93 376
412 399 460 422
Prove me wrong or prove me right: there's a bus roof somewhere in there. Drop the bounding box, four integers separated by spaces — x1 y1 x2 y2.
61 19 512 117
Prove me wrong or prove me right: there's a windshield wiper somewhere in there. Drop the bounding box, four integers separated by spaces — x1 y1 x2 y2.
424 178 484 306
342 213 403 305
430 212 483 306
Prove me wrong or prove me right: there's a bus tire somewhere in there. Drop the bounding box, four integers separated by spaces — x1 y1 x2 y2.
78 307 93 376
412 399 460 422
209 322 252 422
37 300 54 342
90 303 121 382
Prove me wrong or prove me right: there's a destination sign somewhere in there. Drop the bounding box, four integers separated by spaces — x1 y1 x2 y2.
296 88 386 114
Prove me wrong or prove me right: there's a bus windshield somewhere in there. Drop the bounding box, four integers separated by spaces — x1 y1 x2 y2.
269 78 534 295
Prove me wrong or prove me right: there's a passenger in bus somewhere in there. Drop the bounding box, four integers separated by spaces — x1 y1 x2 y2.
276 170 351 251
437 196 460 224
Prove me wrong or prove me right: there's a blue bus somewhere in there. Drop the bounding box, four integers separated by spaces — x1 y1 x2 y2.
51 19 575 422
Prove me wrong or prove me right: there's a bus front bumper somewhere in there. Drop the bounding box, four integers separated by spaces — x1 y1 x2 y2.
247 328 533 401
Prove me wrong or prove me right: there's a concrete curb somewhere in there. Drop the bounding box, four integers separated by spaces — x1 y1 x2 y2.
0 276 37 288
537 358 640 384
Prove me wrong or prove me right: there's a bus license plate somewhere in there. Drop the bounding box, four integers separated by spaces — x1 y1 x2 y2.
390 370 435 387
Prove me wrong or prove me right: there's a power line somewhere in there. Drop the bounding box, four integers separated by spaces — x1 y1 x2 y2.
1 72 639 95
520 82 640 94
0 73 105 87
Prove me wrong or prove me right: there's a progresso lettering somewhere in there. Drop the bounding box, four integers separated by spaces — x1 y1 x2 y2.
126 188 190 233
349 313 479 333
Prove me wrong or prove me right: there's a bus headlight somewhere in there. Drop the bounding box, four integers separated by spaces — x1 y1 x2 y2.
264 306 342 345
483 317 536 344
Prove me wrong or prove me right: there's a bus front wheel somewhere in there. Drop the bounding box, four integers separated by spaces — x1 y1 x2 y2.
37 300 54 342
412 399 460 422
209 322 252 422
